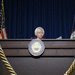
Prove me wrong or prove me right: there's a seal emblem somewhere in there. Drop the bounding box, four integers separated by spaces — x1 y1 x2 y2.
28 39 45 56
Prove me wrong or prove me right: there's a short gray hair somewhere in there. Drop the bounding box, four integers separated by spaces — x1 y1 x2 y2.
34 27 45 36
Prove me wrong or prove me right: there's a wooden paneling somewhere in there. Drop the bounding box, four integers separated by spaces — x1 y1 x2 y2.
0 39 75 75
0 39 75 56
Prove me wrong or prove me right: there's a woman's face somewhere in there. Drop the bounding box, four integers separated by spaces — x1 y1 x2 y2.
36 29 44 39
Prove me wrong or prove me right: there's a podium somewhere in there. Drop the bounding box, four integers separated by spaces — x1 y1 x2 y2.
0 39 75 75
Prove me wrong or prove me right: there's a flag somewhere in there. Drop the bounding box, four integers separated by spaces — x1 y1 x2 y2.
0 0 7 39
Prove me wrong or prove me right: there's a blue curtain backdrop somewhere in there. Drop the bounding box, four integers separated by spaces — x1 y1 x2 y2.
4 0 75 39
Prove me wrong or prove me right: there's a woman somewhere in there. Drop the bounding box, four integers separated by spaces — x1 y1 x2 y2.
34 27 45 39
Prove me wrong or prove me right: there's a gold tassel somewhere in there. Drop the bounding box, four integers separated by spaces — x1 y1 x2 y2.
64 59 75 75
0 45 17 75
